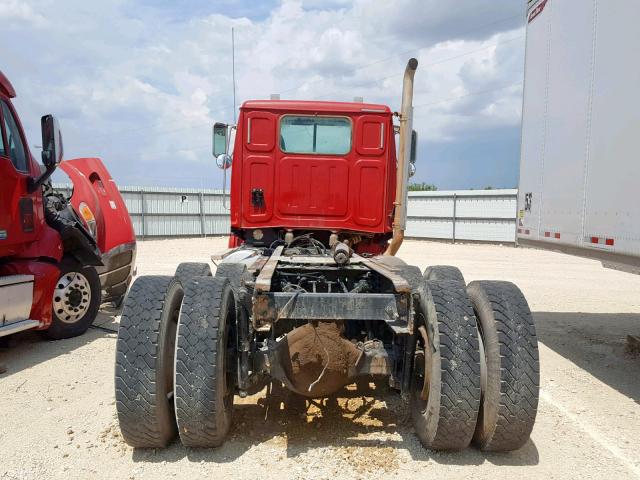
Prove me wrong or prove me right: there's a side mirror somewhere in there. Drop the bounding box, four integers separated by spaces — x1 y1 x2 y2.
28 115 64 193
216 153 232 170
41 114 63 167
213 122 229 157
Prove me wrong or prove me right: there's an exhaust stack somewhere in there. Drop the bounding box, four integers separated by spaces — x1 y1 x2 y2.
385 58 418 256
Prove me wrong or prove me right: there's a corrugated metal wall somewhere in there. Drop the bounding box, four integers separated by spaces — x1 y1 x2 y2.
54 185 517 243
406 190 517 242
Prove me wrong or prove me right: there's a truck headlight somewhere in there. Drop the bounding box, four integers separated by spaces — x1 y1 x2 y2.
78 202 98 239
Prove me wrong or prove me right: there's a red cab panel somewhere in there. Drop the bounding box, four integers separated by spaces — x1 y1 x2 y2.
355 115 387 156
246 111 276 153
278 156 349 217
231 100 395 235
60 158 135 254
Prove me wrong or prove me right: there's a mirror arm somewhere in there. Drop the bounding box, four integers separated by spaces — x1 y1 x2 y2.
27 163 57 193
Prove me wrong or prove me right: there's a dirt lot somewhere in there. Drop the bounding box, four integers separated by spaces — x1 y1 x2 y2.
2 238 639 480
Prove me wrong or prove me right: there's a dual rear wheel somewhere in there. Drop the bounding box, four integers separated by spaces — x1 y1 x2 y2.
115 263 235 448
411 265 540 452
115 262 539 452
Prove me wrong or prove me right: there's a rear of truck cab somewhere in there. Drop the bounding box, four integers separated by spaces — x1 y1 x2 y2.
229 100 397 246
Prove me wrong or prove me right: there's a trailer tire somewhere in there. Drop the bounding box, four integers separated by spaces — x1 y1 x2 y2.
46 256 101 340
423 265 466 285
115 276 183 447
467 281 539 452
174 276 235 447
411 280 481 451
175 262 212 286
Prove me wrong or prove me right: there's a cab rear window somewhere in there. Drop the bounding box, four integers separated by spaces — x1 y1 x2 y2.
279 116 351 155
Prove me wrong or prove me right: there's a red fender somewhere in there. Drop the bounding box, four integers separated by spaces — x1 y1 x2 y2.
59 158 135 253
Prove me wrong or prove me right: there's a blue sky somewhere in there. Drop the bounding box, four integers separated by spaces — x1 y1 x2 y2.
0 0 526 190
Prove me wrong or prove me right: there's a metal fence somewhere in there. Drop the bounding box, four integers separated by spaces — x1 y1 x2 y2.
54 185 517 243
406 189 517 243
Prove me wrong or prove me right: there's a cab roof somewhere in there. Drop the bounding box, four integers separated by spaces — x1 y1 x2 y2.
0 71 16 98
241 99 392 115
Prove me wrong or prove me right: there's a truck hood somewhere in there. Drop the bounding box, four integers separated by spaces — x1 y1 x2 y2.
60 158 135 255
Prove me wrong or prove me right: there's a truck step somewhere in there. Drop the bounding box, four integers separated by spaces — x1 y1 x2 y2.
0 319 39 337
1 274 35 335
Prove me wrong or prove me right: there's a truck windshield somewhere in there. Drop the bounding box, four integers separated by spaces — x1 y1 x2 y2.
280 116 351 155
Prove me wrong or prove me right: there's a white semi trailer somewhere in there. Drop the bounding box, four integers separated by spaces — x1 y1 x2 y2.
517 0 640 274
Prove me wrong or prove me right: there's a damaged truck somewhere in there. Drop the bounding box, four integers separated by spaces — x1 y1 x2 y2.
0 70 136 339
115 59 539 452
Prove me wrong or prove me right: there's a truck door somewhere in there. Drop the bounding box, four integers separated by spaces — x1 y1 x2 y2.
352 114 387 227
0 99 39 255
242 111 276 223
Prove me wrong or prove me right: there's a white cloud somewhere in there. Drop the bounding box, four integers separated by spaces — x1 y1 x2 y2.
1 0 525 188
0 0 46 26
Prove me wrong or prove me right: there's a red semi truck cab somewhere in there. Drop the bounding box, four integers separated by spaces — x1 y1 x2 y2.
223 100 401 255
0 71 135 339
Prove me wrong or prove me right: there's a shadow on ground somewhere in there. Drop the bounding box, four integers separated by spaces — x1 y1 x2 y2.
132 383 539 468
535 312 640 406
0 309 119 378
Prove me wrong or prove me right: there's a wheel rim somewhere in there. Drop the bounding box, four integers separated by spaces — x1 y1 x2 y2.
413 325 431 411
53 271 92 324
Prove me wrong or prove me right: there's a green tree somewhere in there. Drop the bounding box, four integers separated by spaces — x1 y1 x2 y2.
408 182 438 191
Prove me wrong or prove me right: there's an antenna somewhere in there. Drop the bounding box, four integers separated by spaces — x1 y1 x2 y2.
232 27 237 123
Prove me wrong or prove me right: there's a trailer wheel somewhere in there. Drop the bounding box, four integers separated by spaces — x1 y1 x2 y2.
467 281 539 452
411 280 481 451
46 256 101 340
174 276 235 447
423 265 466 285
114 276 183 447
175 262 212 287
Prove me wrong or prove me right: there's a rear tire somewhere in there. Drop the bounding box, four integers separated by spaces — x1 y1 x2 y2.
467 281 539 452
398 265 423 290
175 262 212 287
46 257 101 340
411 280 481 451
174 277 236 447
115 276 183 447
423 265 465 284
215 262 247 293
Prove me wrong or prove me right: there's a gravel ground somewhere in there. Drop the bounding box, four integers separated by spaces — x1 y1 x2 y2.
1 238 639 480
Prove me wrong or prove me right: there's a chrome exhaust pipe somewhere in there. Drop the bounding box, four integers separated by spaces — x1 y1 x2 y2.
385 58 418 256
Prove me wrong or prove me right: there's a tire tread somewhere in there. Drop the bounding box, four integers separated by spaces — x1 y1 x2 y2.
468 280 539 452
413 280 481 450
115 276 179 447
174 276 233 447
